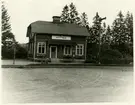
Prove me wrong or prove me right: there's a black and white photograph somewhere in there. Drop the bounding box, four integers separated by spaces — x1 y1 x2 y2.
1 0 134 103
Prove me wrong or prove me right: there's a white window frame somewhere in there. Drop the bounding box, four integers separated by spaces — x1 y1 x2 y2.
64 45 72 55
76 44 84 56
37 42 46 54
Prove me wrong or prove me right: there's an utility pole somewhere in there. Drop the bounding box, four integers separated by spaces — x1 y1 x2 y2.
98 17 106 64
13 40 16 64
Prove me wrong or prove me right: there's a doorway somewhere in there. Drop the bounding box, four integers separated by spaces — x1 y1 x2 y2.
50 46 57 58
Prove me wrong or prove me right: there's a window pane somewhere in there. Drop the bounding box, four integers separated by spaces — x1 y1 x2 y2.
65 46 71 55
76 44 83 55
38 42 46 54
42 47 44 53
39 47 41 53
80 49 82 55
68 47 70 54
66 47 68 54
77 49 79 55
65 47 67 54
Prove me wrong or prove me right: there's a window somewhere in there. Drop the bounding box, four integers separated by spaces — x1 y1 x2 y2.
64 46 72 55
37 42 46 54
76 44 84 56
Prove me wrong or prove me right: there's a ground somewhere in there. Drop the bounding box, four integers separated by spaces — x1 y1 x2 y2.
2 66 133 103
2 59 40 65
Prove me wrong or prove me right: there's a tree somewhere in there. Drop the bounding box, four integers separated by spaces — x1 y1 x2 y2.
111 11 127 45
125 11 133 45
111 11 133 57
87 12 106 64
1 1 11 33
1 1 17 60
60 3 82 25
1 1 15 47
80 12 89 27
60 3 90 27
101 25 112 45
101 22 107 44
69 2 81 25
88 12 105 44
124 12 133 57
60 5 70 23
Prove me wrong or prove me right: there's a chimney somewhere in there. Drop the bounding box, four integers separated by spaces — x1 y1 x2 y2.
52 16 60 23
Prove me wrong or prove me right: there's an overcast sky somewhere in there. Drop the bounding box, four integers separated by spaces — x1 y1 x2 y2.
4 0 134 43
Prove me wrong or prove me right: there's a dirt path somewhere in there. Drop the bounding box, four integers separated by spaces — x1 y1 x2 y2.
2 67 133 103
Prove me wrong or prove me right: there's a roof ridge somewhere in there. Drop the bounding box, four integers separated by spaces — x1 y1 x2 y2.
31 20 86 28
31 20 51 24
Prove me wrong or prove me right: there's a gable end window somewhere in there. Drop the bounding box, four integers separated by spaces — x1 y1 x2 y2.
76 44 84 56
37 42 46 54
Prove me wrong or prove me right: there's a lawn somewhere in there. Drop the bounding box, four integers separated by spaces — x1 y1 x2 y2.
2 66 133 103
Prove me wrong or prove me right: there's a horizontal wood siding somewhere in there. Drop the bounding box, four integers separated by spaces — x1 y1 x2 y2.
33 34 86 60
72 36 86 59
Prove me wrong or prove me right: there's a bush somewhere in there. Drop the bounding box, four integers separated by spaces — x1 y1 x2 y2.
2 46 14 59
100 49 133 64
100 49 123 64
60 55 73 62
75 55 84 59
16 45 27 59
86 43 99 63
85 54 98 63
110 43 133 58
100 43 110 52
101 49 122 58
100 57 121 64
2 44 28 59
122 54 133 64
63 55 72 59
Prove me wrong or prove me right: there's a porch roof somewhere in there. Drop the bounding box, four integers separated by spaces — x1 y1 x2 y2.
48 40 76 45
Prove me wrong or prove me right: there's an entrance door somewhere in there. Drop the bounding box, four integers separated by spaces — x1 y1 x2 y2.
50 46 57 58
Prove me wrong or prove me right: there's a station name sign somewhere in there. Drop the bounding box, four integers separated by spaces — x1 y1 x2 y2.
52 35 71 40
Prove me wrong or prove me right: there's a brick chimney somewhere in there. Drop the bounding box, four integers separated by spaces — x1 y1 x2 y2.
52 16 60 23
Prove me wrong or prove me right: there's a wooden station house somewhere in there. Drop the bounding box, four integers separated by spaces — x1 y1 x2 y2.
26 16 89 63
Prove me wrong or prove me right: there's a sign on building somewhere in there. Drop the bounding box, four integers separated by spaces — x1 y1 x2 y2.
52 35 71 40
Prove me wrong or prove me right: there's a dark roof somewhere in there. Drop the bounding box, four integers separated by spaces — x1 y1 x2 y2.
27 21 89 37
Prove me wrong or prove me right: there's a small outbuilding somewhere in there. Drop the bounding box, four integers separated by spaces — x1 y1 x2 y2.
26 16 89 63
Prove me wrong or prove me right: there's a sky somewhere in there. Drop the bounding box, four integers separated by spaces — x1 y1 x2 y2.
3 0 134 43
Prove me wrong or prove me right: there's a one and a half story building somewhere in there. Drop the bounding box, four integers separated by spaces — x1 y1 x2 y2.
26 16 89 62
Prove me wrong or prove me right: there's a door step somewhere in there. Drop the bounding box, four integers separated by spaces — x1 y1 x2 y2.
51 59 59 63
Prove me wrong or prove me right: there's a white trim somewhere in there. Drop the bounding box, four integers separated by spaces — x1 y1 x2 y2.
76 44 84 56
37 42 46 54
37 43 39 54
50 46 57 58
